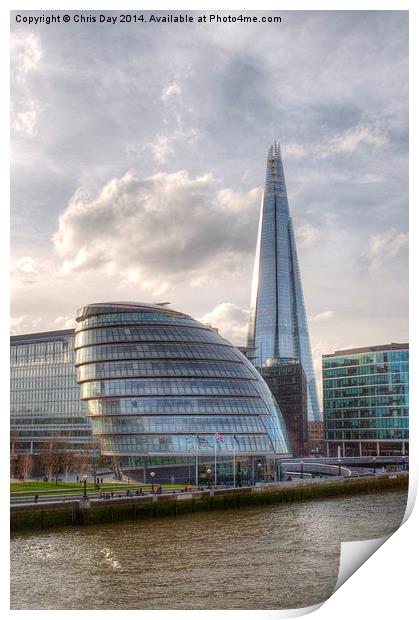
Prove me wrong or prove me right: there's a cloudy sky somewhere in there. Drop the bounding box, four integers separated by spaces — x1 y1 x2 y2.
11 10 408 399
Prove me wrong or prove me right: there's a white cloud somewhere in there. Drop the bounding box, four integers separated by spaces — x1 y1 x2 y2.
296 223 320 248
10 315 43 335
11 31 42 78
53 169 260 286
11 256 40 287
324 124 388 157
359 229 408 271
283 123 388 161
150 135 174 163
311 310 334 323
11 98 42 136
54 316 76 329
196 303 249 345
161 82 182 101
11 31 43 136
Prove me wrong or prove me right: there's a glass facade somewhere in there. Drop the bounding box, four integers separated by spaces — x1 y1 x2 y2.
247 142 321 422
260 360 308 457
323 343 409 456
75 302 291 478
10 330 92 454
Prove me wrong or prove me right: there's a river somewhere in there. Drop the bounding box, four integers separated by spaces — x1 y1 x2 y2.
10 489 407 610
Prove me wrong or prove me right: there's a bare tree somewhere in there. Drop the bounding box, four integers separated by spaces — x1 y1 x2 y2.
41 440 71 485
71 440 112 482
10 429 20 479
18 453 34 480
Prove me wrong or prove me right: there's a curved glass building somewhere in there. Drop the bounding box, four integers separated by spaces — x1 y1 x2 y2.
74 302 291 483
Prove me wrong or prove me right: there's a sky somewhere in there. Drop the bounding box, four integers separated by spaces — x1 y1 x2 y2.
10 10 409 401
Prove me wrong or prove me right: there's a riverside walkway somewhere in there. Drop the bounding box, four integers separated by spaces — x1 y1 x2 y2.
10 472 408 532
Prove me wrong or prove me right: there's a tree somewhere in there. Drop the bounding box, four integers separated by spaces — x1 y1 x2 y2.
18 453 34 480
41 440 74 485
87 440 111 482
10 429 21 479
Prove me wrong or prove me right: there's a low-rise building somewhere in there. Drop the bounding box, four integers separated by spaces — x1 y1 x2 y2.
322 343 409 457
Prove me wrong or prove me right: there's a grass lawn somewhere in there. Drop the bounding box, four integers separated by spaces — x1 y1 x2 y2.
10 481 201 494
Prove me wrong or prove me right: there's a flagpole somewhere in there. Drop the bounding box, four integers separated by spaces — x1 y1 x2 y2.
196 436 199 486
233 439 236 488
214 439 217 487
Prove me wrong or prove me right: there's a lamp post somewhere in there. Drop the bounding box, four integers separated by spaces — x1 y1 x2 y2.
372 457 376 475
338 458 341 477
82 474 88 500
206 467 212 487
300 461 304 479
402 456 405 472
257 461 262 482
150 471 155 491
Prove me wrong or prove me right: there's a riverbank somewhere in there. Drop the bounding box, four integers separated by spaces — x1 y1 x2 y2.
10 472 408 532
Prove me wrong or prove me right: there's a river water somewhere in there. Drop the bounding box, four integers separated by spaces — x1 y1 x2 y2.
11 490 407 610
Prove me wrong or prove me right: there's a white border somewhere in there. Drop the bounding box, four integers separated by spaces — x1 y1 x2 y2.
3 2 416 619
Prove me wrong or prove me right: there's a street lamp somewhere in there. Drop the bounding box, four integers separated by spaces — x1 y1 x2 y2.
150 471 155 491
372 457 376 475
402 456 405 471
257 461 262 482
206 467 212 487
82 474 88 499
338 458 341 476
300 461 304 479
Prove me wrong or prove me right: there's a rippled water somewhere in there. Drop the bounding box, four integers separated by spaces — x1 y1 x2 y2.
10 490 407 610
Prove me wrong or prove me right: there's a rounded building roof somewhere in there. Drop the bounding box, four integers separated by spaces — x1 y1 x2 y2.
74 301 291 461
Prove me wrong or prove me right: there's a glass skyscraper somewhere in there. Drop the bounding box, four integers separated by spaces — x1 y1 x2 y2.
247 141 321 422
323 343 409 457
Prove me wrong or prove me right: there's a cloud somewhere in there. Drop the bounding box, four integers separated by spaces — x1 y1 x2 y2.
282 123 388 161
161 82 182 101
358 229 408 271
296 224 320 248
147 79 202 163
324 124 388 156
150 135 174 163
196 302 249 345
11 98 42 136
311 310 334 323
54 316 76 329
53 169 260 288
11 31 43 136
11 31 42 79
10 315 43 335
11 256 40 286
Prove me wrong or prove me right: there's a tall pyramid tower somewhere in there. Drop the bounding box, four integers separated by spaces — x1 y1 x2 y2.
247 142 321 422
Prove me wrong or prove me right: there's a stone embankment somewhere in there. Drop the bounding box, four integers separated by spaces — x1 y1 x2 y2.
10 473 408 532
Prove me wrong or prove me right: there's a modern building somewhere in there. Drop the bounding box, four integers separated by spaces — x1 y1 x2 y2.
323 343 409 457
10 329 92 456
306 421 324 457
74 302 292 483
259 359 308 457
246 141 321 423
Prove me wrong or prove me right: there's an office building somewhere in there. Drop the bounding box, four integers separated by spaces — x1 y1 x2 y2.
74 302 292 483
259 359 308 457
247 141 321 423
323 343 409 457
10 329 92 456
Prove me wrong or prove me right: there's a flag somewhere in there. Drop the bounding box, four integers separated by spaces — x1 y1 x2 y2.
215 432 225 442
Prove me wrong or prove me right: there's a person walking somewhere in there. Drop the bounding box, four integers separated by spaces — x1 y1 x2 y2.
34 494 39 504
